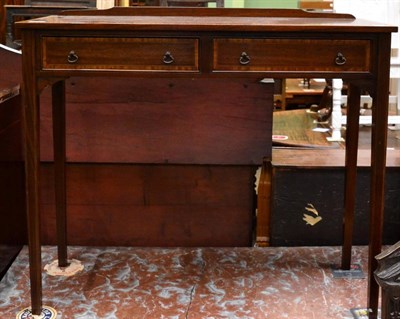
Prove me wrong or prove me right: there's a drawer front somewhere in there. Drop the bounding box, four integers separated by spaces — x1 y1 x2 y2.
42 37 199 71
214 38 371 73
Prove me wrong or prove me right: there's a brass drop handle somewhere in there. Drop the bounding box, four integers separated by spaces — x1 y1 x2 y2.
239 52 251 65
67 51 79 64
335 52 347 66
162 51 174 64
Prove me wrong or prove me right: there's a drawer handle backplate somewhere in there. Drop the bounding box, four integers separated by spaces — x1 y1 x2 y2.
239 52 251 65
335 52 347 66
163 51 175 64
67 51 79 64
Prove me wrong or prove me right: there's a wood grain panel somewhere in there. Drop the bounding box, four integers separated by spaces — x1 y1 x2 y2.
39 163 256 246
0 162 26 244
0 97 26 246
214 38 370 72
0 47 25 245
0 94 26 266
42 37 199 71
0 45 22 88
40 77 273 164
0 93 23 161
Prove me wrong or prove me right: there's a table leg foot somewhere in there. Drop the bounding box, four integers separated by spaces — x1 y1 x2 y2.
44 259 83 277
16 305 57 319
331 263 366 279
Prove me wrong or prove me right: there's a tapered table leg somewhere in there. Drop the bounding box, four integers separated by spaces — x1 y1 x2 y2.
22 36 42 314
52 80 69 268
367 34 392 319
341 84 361 270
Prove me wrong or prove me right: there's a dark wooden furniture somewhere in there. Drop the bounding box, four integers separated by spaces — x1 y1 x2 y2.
17 7 396 318
0 87 26 280
0 0 24 45
0 86 26 280
267 148 400 246
0 46 27 281
5 0 96 49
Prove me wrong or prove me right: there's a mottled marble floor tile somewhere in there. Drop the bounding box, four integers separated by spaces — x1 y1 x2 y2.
0 246 370 318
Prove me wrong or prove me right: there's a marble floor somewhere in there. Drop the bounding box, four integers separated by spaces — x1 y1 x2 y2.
0 245 373 318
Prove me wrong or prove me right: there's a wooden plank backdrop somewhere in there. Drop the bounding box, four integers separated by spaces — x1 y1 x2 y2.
39 77 273 165
37 77 273 246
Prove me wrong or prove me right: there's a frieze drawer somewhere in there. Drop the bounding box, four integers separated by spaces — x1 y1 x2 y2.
41 37 199 71
214 38 371 73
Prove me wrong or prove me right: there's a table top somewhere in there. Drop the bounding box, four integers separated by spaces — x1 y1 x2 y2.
16 7 397 33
